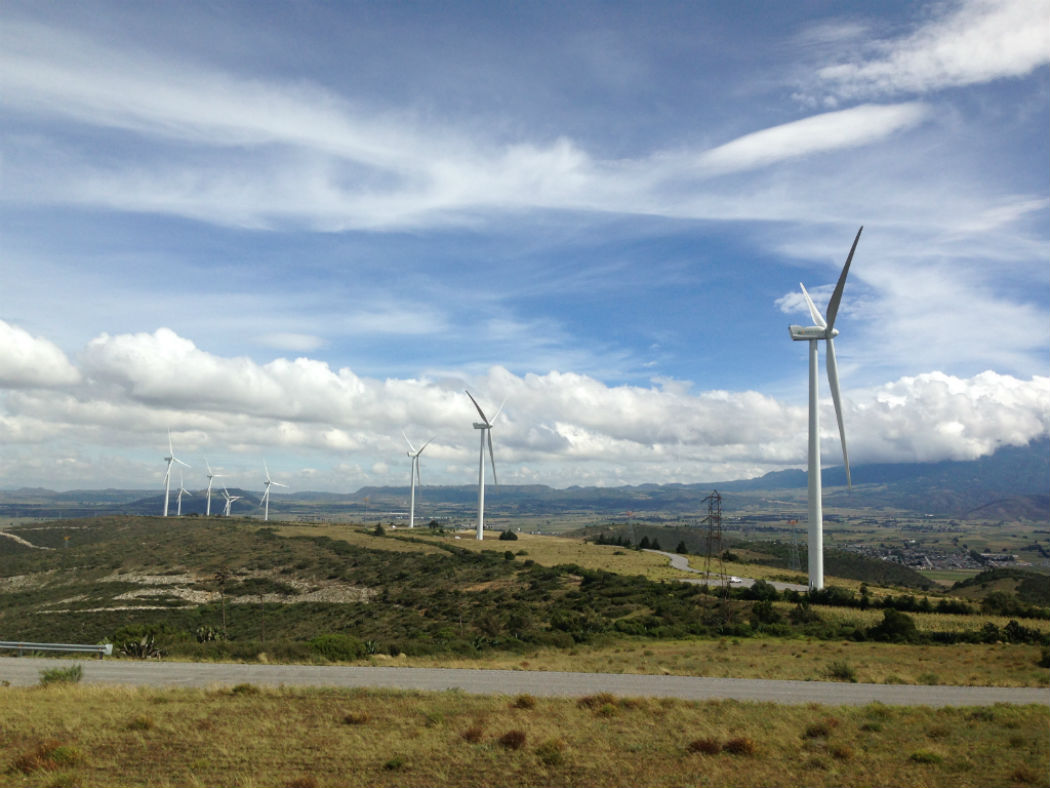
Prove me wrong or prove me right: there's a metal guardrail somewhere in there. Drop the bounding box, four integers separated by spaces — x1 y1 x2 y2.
0 641 113 658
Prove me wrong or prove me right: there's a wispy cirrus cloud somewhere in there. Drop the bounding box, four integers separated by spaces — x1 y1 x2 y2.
815 0 1050 100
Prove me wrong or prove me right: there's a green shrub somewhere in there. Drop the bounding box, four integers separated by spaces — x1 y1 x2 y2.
825 660 858 682
39 664 82 686
536 738 565 766
867 609 919 643
909 750 943 764
309 633 366 662
498 529 518 541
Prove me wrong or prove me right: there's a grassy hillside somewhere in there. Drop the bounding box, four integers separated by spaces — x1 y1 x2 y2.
1 517 1046 687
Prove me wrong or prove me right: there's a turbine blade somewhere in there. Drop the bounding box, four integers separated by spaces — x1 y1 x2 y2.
826 338 852 490
419 437 434 454
800 284 826 328
402 430 416 453
466 390 489 422
174 457 190 468
168 430 174 455
487 430 498 486
415 459 423 487
825 226 862 331
490 397 507 423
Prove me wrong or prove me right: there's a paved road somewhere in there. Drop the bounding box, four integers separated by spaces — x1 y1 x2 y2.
646 549 809 592
3 657 1044 707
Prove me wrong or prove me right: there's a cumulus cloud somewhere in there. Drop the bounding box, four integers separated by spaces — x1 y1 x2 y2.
2 325 1047 490
817 0 1050 99
0 320 80 388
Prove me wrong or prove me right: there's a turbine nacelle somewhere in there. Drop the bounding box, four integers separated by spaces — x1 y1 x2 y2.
788 325 839 341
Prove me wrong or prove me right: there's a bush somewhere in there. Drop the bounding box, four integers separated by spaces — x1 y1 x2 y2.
39 664 83 686
511 694 537 709
498 730 527 750
309 633 366 662
867 609 919 643
536 738 566 766
498 529 518 541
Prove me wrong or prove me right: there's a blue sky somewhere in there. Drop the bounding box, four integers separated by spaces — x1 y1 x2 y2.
1 0 1047 493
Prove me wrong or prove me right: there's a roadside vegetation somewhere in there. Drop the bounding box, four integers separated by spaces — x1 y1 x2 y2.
1 683 1045 788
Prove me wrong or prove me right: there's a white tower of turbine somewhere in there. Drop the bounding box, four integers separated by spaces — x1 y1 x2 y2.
161 431 189 517
260 462 287 522
403 431 434 529
175 470 191 517
466 391 503 541
204 459 224 517
787 226 861 590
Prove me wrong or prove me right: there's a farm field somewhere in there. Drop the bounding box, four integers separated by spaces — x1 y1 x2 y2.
0 683 1046 788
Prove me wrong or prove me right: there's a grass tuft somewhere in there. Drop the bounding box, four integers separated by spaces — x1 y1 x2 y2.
722 737 755 756
825 660 858 682
535 738 565 766
284 777 318 788
127 715 155 731
341 711 370 725
39 665 82 687
382 756 405 771
687 737 722 755
511 693 537 710
461 724 485 743
909 749 944 764
231 683 260 695
10 740 81 774
577 692 616 709
498 729 527 750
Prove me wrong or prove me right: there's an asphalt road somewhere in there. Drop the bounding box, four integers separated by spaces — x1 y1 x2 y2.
646 549 809 592
3 657 1045 707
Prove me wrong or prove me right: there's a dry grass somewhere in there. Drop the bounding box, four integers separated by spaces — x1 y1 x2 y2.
0 684 1044 787
398 637 1047 687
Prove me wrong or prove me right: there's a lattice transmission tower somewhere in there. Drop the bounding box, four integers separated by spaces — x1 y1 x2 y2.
702 490 728 597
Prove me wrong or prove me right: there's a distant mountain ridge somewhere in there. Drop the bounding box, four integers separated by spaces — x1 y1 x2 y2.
1 438 1046 520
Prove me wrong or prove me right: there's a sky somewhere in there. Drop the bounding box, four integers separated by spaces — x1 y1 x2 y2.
1 0 1048 494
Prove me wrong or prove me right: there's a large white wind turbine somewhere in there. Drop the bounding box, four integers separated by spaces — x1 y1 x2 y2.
176 470 191 517
221 486 240 517
161 431 190 517
260 462 287 522
403 431 434 529
788 226 861 590
466 391 504 541
204 459 225 517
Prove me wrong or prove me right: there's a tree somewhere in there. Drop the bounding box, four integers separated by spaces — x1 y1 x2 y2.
675 541 688 554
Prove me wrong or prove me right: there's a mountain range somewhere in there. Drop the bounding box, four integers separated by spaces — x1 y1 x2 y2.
1 439 1046 521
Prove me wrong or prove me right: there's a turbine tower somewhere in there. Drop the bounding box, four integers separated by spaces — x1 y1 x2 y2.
204 459 224 517
221 486 240 517
161 431 189 517
466 391 503 541
260 462 287 522
403 431 434 529
176 470 191 517
788 226 861 590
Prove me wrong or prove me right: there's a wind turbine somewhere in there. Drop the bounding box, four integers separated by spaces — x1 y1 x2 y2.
175 469 191 517
466 391 504 541
403 431 434 529
204 459 225 517
161 431 189 517
221 486 240 517
260 462 287 522
788 225 861 590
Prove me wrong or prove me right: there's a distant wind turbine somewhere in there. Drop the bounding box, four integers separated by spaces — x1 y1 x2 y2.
221 486 240 517
787 226 861 590
403 431 434 529
261 462 287 522
176 470 191 517
162 431 189 517
204 459 225 517
466 391 504 541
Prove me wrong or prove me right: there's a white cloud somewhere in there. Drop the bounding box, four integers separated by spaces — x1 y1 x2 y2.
0 320 80 388
695 103 929 174
2 324 1046 490
817 0 1050 99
